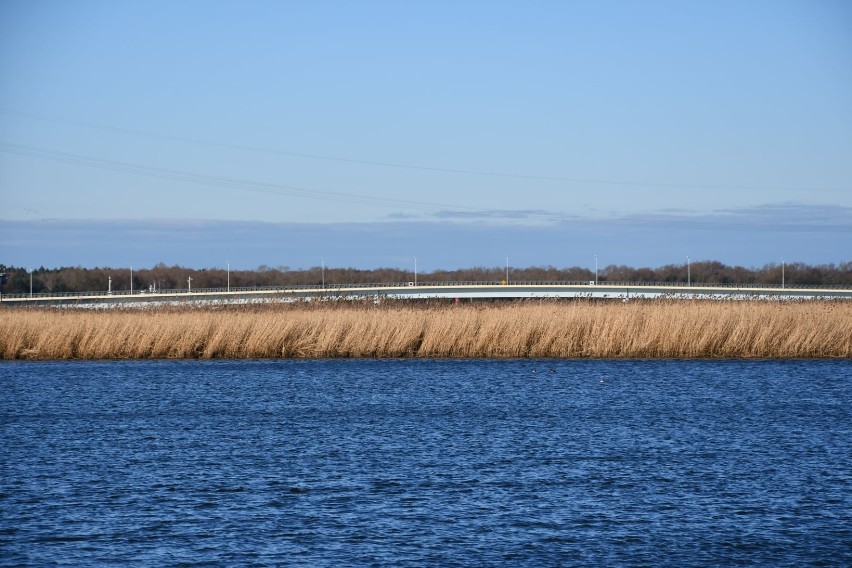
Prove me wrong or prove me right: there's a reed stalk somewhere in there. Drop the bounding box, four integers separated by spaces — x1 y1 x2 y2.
2 300 850 360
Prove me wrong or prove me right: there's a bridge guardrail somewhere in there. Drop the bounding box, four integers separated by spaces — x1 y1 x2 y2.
1 280 850 300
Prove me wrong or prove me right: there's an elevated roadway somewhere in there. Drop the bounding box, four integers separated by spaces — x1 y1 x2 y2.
2 281 851 307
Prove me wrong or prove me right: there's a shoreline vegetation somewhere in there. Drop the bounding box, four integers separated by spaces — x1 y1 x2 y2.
2 300 851 360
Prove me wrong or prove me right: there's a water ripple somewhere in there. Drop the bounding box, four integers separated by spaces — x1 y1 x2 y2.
1 359 851 566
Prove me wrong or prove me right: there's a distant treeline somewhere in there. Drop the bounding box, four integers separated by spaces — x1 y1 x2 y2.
0 261 850 294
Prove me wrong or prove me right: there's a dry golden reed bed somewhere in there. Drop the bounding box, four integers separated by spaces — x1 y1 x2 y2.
2 300 851 360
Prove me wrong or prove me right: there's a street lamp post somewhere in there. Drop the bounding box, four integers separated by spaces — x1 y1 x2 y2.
506 254 509 285
594 255 598 285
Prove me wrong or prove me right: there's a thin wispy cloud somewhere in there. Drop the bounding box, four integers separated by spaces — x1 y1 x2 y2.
398 203 852 232
431 209 571 222
3 203 848 271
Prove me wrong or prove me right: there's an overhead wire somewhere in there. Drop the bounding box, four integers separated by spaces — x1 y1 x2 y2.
0 142 476 212
2 142 848 233
2 108 846 193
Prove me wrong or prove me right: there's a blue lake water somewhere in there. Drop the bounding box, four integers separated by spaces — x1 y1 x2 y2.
2 359 851 566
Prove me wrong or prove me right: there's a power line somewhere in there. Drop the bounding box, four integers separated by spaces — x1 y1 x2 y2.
3 142 849 233
0 142 490 213
2 108 846 193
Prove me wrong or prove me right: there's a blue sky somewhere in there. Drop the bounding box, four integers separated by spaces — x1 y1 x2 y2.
1 0 850 270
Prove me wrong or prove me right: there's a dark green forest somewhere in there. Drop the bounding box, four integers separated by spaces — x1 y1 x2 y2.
1 261 850 295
